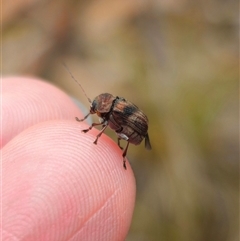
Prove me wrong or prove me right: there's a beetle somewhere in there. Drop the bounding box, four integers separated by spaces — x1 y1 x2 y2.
63 63 151 169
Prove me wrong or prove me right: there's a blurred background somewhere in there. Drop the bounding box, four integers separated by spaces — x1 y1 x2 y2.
2 0 239 240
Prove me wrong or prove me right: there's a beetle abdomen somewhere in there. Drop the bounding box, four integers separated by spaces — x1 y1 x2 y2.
117 125 145 145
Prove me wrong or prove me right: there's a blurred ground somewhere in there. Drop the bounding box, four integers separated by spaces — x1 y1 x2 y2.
2 0 239 240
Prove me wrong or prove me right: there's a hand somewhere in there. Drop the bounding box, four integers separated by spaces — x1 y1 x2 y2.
2 76 136 241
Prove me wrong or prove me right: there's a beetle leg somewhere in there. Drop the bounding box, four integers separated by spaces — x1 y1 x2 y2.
122 141 130 170
76 113 91 122
145 133 152 150
117 138 124 150
82 122 103 133
93 124 108 144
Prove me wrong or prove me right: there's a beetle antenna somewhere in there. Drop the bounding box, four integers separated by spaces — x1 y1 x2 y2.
62 62 92 104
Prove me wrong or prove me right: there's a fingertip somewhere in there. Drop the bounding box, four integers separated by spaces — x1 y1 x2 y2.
3 120 136 241
2 76 84 148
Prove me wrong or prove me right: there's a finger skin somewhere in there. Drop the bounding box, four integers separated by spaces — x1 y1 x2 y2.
3 121 136 241
2 76 83 148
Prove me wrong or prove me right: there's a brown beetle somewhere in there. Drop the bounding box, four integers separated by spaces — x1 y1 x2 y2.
64 64 151 169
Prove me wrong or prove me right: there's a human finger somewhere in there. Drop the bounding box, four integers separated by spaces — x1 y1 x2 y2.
3 120 136 241
2 76 83 148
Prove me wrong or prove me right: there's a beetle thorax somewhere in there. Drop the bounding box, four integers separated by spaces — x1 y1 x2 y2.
92 93 116 114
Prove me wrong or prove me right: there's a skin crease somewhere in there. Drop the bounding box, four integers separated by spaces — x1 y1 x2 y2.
2 77 136 241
